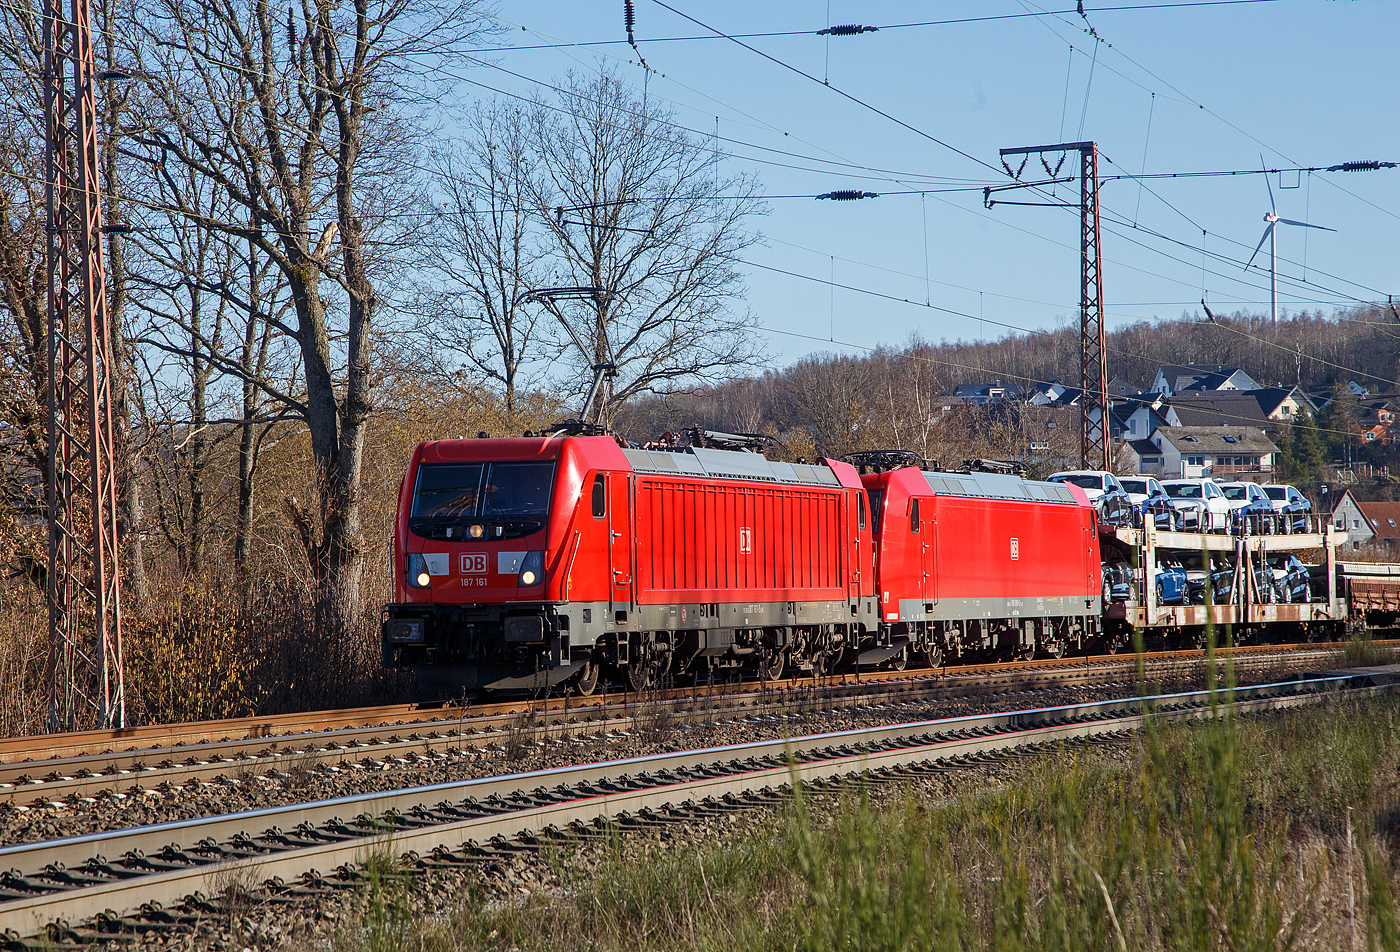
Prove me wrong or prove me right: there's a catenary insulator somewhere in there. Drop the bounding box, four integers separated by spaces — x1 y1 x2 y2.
818 23 878 36
1327 160 1396 172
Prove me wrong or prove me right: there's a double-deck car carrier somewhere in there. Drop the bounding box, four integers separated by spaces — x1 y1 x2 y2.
1099 516 1350 646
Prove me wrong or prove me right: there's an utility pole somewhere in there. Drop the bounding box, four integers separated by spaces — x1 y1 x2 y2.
44 0 125 729
987 141 1109 471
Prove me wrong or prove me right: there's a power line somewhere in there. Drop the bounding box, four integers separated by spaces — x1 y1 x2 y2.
463 1 1292 53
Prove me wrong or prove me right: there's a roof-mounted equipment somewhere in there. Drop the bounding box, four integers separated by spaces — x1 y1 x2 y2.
682 428 773 453
840 450 936 474
960 458 1028 476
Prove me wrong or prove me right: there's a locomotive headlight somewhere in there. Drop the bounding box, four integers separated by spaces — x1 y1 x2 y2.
407 553 431 588
518 550 545 588
469 524 485 539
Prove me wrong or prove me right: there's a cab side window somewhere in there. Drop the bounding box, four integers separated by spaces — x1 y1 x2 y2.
858 494 867 531
591 474 606 518
910 498 920 533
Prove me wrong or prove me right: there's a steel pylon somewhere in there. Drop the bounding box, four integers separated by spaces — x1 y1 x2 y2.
1078 144 1109 472
992 141 1110 472
44 0 125 730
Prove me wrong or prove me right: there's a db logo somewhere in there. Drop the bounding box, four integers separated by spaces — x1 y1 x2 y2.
460 553 487 574
738 527 752 555
1009 538 1020 561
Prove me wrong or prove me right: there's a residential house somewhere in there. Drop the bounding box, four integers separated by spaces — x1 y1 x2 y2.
1251 386 1316 423
1118 438 1165 474
1130 425 1278 479
951 381 1023 405
1107 376 1142 397
1027 380 1073 406
1110 392 1176 442
1363 424 1393 445
1330 489 1372 543
1355 396 1399 430
1329 490 1400 550
1168 392 1273 432
1166 387 1316 440
1149 364 1260 397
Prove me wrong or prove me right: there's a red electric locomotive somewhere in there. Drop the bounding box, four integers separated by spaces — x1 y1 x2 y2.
382 432 877 695
850 453 1104 666
383 434 1107 696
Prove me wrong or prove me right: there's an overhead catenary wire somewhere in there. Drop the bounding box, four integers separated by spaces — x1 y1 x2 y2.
1013 0 1400 223
29 0 1397 389
616 1 1393 319
461 0 1293 53
95 0 1390 322
19 0 1388 445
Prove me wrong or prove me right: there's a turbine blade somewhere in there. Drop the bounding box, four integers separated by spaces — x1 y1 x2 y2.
1277 218 1336 232
1245 223 1272 269
1261 154 1275 212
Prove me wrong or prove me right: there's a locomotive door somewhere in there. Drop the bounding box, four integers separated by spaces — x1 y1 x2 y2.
922 510 937 605
847 491 862 600
608 474 634 614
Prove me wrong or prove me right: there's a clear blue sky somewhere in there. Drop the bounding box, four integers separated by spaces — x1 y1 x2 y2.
459 1 1399 375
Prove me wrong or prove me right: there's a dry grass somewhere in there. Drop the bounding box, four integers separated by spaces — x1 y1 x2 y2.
1343 627 1398 668
0 583 50 736
0 574 409 735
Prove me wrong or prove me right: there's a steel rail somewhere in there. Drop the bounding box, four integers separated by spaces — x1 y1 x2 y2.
0 647 1344 805
0 672 1388 939
0 640 1372 769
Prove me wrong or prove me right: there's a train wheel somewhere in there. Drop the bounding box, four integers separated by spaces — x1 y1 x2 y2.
627 647 670 692
755 647 786 682
1042 638 1066 659
886 647 908 671
922 645 945 668
573 659 600 696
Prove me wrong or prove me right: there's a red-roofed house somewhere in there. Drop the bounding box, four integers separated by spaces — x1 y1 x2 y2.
1330 490 1400 550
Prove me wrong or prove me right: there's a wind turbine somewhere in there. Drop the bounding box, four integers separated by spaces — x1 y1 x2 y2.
1246 162 1335 323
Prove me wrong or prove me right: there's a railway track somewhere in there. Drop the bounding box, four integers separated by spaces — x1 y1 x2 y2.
0 638 1369 768
0 669 1393 945
0 643 1356 808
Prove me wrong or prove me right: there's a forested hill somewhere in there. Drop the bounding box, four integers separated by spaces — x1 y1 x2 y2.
615 305 1400 457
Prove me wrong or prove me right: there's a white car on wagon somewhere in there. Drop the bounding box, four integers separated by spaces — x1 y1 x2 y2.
1159 478 1232 531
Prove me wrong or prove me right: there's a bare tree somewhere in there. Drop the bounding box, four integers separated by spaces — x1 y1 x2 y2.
420 105 551 416
122 0 488 629
774 353 876 458
524 70 766 419
0 0 55 589
125 134 298 580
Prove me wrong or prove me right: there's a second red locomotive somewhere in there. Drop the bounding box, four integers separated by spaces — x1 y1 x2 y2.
382 433 1104 696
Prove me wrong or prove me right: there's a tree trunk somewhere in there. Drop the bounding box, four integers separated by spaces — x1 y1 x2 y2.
99 0 148 607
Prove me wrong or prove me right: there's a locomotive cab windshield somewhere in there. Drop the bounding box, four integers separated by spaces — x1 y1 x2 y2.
409 461 555 540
